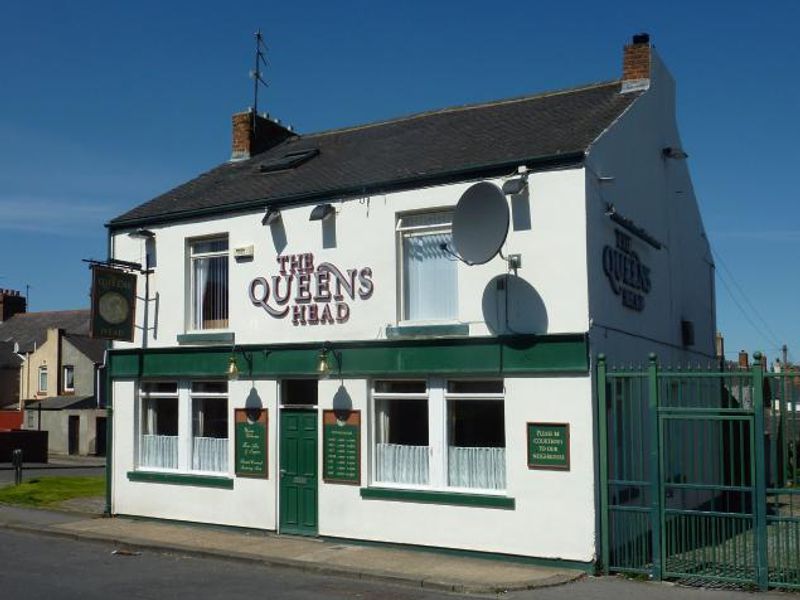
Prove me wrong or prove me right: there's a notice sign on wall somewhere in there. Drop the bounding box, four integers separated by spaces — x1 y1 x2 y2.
322 410 360 485
527 422 570 470
235 409 268 478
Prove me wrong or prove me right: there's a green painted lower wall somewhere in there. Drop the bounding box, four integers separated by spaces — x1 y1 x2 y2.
108 333 589 379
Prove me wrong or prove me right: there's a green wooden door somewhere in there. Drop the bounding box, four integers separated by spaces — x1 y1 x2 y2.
279 410 318 535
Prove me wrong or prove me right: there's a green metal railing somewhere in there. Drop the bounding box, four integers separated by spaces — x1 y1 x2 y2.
598 353 800 590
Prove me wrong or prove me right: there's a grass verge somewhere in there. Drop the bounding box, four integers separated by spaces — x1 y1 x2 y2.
0 476 104 507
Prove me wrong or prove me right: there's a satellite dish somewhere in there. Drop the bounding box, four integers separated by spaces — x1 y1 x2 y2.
452 182 509 265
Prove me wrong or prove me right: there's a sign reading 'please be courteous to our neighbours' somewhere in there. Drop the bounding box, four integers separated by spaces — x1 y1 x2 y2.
527 423 570 470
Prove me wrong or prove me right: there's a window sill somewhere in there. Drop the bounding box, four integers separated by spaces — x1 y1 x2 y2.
360 487 514 509
177 331 235 345
386 323 469 339
127 470 233 489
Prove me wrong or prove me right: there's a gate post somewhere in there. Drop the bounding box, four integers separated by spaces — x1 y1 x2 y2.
752 352 768 590
648 353 662 580
597 354 610 574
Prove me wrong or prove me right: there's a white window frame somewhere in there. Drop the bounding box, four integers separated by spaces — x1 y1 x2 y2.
63 365 75 393
38 366 48 394
136 380 230 475
395 211 458 325
190 381 230 474
370 378 506 494
188 235 230 332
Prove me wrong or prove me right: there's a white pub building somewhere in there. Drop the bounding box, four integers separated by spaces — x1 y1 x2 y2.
104 34 715 569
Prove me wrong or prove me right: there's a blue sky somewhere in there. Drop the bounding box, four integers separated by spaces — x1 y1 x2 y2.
1 1 797 362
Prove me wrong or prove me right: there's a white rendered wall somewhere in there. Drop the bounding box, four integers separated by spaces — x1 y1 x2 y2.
585 49 716 366
316 375 594 561
111 378 279 529
110 169 589 349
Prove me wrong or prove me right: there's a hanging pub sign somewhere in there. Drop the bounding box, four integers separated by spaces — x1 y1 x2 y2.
90 266 137 341
249 252 374 327
602 229 652 312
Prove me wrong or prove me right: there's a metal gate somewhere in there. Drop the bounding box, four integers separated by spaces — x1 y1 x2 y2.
598 353 800 590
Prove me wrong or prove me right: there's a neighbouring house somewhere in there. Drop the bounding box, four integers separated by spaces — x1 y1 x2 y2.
0 289 27 429
0 310 108 455
103 34 715 568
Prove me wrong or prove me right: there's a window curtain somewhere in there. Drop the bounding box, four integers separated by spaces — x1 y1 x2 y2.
193 258 210 330
140 434 178 469
448 446 506 490
403 232 457 321
376 443 429 485
192 437 228 472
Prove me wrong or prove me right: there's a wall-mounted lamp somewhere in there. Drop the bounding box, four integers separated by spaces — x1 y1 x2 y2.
309 203 334 221
501 177 527 195
227 355 239 380
317 346 331 379
262 207 281 226
662 146 688 160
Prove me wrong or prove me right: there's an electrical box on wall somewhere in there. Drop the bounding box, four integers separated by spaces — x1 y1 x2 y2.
234 245 255 260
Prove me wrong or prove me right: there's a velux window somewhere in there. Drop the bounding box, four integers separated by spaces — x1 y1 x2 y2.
139 381 229 474
397 212 457 322
372 379 506 491
189 236 229 330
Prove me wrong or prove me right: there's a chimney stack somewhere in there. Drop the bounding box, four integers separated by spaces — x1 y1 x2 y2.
738 350 750 370
621 32 652 93
231 109 296 161
0 289 26 323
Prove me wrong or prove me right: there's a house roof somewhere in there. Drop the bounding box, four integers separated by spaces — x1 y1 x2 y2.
64 334 107 364
0 310 90 354
109 81 639 228
0 341 20 369
26 395 96 410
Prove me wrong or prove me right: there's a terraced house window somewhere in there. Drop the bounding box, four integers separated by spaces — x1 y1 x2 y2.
189 236 229 330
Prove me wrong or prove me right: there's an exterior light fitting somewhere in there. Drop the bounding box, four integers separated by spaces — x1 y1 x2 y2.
128 228 155 239
309 203 334 221
262 207 281 225
501 177 527 195
227 355 240 380
317 347 331 379
662 147 688 160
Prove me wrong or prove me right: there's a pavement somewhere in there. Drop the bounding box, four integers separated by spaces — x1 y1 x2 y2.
0 500 583 594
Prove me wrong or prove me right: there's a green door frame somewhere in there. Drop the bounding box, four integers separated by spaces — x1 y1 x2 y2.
279 408 319 536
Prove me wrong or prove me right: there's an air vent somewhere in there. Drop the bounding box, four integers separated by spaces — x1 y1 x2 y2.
257 148 319 173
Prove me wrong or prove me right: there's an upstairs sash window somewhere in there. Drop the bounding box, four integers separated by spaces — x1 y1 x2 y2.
189 237 229 330
397 212 457 322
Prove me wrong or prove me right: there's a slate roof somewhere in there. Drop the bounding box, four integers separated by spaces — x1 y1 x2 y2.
109 81 639 227
64 334 107 364
26 395 96 410
0 341 20 369
0 310 90 354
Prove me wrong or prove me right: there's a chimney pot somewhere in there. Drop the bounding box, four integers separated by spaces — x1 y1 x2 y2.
632 32 650 45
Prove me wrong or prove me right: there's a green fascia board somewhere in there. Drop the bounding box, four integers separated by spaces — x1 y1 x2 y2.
177 332 235 345
386 323 470 339
127 470 234 489
360 487 515 509
108 333 588 379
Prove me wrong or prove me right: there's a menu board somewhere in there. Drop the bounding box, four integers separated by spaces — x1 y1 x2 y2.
527 422 570 470
235 408 268 478
322 410 361 485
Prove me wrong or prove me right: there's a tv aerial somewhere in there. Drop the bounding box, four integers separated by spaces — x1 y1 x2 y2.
451 181 519 268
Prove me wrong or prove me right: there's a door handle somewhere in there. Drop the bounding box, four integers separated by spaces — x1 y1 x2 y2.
280 469 287 475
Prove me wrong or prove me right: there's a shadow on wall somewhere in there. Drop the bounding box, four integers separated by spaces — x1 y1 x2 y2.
245 387 264 410
333 384 353 420
510 187 532 232
270 219 288 254
482 274 548 335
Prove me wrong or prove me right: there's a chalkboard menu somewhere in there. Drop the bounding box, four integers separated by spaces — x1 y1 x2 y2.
323 410 361 485
235 408 268 478
527 422 570 470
